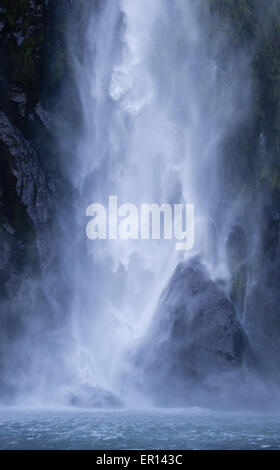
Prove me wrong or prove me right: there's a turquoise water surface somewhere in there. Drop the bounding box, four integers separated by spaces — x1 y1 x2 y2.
0 407 279 450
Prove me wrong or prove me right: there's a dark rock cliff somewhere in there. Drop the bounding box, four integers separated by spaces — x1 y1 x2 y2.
0 0 73 400
208 0 280 379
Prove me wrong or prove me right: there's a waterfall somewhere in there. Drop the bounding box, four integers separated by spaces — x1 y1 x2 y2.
54 0 257 406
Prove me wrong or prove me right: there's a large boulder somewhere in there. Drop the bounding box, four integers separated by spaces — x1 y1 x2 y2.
135 257 254 406
65 384 123 409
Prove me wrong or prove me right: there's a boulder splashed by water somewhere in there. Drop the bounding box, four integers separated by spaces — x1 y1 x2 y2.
135 257 259 407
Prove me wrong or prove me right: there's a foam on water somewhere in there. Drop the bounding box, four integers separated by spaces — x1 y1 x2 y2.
0 408 280 450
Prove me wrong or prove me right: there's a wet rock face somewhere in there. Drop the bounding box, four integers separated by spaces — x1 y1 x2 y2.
245 206 280 378
0 111 52 272
136 257 252 406
0 1 77 402
0 110 54 400
226 224 248 317
0 112 52 224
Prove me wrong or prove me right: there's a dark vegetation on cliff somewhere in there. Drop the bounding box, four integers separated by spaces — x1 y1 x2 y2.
208 0 280 376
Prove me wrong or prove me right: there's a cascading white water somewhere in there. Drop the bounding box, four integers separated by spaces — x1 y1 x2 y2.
65 0 253 402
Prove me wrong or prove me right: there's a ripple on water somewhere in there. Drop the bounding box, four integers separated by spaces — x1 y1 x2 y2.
0 408 279 449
